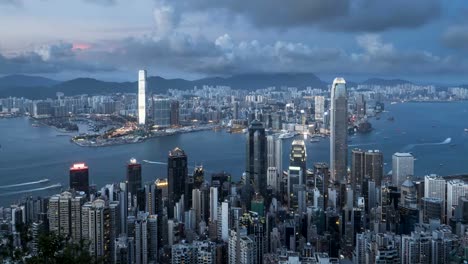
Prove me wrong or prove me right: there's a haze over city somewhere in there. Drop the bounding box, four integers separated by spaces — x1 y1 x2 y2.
2 1 468 264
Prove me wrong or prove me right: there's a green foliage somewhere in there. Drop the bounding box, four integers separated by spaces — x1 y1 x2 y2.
26 232 101 264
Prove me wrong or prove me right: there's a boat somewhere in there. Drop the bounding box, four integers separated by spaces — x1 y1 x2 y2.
278 132 295 139
310 138 320 143
464 128 468 132
32 123 39 127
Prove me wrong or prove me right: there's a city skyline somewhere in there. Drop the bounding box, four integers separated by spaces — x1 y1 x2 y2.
3 1 468 263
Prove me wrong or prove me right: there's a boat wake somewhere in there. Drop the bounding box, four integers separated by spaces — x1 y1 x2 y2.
142 160 167 165
0 184 62 197
348 143 377 147
402 137 451 152
0 179 49 189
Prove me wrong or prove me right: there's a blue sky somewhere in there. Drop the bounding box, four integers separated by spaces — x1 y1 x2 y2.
1 0 468 84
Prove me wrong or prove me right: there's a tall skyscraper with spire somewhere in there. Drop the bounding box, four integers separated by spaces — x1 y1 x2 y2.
330 77 348 184
138 70 147 125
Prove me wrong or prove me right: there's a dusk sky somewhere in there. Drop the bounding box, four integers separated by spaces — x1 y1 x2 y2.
1 0 468 83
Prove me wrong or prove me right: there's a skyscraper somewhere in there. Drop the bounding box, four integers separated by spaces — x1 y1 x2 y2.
267 135 276 169
69 163 89 194
127 158 142 198
152 97 171 128
353 149 384 189
193 165 204 189
392 152 414 186
330 77 348 183
267 167 279 194
314 95 325 121
138 70 147 125
364 150 383 186
351 149 365 191
421 197 443 223
246 120 267 196
134 212 148 264
170 100 180 127
84 199 112 262
209 187 218 223
48 191 84 239
424 174 446 221
446 179 468 223
290 139 307 184
168 147 188 218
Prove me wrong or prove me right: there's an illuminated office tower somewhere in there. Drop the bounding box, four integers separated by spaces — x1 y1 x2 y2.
127 158 142 197
138 70 146 125
330 77 348 183
69 163 89 194
290 140 307 184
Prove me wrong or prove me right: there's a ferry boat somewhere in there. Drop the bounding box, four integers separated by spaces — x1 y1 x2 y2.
464 128 468 132
278 132 295 139
310 138 320 143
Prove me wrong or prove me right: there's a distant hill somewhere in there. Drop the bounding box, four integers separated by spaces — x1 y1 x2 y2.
0 73 416 99
362 78 413 86
0 73 327 99
0 74 59 88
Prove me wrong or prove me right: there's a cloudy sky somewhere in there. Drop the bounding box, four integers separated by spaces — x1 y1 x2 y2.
1 0 468 83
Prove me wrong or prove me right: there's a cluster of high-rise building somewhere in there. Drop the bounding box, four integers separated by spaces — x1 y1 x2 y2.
3 76 468 263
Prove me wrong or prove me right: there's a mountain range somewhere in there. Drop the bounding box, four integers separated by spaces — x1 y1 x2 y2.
0 73 417 99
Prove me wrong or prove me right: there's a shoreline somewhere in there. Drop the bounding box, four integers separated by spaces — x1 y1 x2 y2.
71 125 220 147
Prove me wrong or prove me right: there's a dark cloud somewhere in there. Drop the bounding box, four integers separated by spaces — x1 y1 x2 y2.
442 25 468 50
2 32 466 78
325 0 441 32
0 42 115 74
171 0 441 32
86 32 466 77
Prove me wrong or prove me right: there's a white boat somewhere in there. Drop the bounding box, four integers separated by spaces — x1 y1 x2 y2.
278 132 295 139
310 138 320 143
464 128 468 132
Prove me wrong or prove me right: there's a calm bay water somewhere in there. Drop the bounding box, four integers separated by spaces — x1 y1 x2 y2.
1 101 468 205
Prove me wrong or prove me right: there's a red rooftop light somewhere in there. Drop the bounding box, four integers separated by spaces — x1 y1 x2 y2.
71 163 88 170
